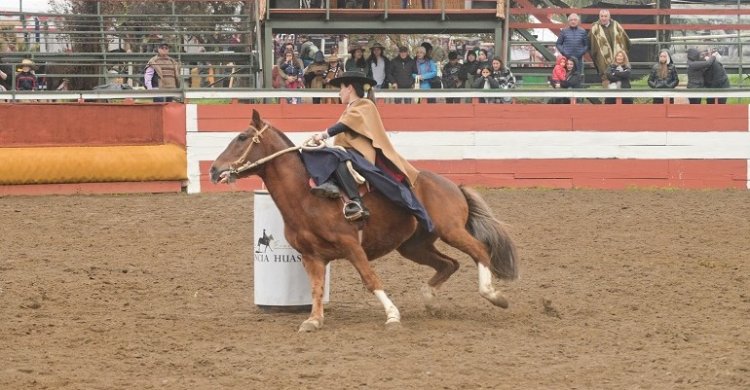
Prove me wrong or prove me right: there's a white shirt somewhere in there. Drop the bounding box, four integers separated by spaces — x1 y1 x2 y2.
371 57 386 87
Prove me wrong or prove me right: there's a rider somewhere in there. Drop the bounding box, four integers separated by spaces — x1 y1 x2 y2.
302 71 433 231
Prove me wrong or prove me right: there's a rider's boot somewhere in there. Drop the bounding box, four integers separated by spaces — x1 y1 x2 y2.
310 181 341 199
335 162 369 222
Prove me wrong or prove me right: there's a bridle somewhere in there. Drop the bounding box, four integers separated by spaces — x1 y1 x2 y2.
227 122 325 177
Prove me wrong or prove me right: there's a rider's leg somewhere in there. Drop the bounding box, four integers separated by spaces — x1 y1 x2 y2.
310 180 341 198
334 162 369 221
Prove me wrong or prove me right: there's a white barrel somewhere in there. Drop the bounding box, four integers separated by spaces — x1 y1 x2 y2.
253 190 330 307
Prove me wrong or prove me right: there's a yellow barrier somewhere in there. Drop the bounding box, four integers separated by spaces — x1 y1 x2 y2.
0 144 187 185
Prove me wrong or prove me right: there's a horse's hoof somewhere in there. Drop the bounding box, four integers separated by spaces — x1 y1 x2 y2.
298 319 322 332
424 302 441 316
490 294 509 309
384 319 402 331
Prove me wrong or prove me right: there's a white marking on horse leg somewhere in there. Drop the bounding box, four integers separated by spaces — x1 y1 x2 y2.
478 263 509 308
420 284 439 312
374 289 401 324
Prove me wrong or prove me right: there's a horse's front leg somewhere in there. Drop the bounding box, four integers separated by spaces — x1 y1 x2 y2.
346 246 401 329
299 255 327 332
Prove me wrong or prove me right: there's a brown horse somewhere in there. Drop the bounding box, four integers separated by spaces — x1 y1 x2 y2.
210 109 518 332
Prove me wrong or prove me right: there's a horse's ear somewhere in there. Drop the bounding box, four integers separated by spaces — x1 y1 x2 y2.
251 109 262 129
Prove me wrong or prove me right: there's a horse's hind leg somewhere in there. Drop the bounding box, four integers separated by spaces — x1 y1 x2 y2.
397 231 459 312
441 229 509 309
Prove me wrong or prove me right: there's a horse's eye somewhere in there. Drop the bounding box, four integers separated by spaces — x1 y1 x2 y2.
238 133 248 141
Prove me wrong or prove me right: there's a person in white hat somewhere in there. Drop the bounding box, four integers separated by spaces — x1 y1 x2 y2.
16 59 37 91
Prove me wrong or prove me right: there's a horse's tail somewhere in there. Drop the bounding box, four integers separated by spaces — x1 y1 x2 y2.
460 186 519 281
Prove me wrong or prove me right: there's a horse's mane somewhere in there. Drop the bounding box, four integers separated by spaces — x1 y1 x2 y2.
268 123 295 148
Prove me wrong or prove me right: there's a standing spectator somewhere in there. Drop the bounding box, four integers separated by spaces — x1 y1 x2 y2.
345 46 367 74
647 49 679 104
322 54 344 104
0 61 10 92
145 42 181 102
413 46 438 103
550 55 567 88
589 9 630 88
490 57 516 104
387 45 417 104
304 51 328 104
703 50 730 104
442 51 464 104
298 35 319 68
555 13 588 73
461 50 479 102
472 65 499 103
550 57 582 104
366 42 389 89
605 50 632 104
279 49 304 104
686 48 708 105
16 59 38 91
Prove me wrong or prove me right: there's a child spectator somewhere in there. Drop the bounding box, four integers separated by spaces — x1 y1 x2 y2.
550 56 567 88
550 57 581 104
472 65 499 103
16 59 37 91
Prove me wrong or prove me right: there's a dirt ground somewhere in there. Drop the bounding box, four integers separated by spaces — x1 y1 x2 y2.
1 189 748 389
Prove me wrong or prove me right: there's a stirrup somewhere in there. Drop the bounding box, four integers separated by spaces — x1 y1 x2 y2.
343 201 369 222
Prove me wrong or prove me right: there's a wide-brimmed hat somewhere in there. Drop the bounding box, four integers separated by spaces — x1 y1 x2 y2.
369 42 385 50
329 71 377 88
325 54 339 62
348 46 364 55
21 58 35 66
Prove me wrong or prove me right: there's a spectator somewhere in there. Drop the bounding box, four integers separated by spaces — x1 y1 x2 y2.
550 57 582 104
442 51 464 104
476 49 490 77
686 48 708 104
387 45 417 104
345 46 367 74
322 54 344 104
490 57 516 104
304 51 328 104
703 50 730 104
472 65 499 103
145 42 181 102
279 49 304 104
16 59 37 91
94 69 133 91
461 50 479 102
605 50 632 104
413 46 438 103
589 9 630 88
550 55 567 88
0 60 10 92
277 40 296 64
647 49 679 104
367 42 389 89
298 35 319 68
556 13 588 73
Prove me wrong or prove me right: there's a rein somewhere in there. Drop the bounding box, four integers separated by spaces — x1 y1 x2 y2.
228 123 325 176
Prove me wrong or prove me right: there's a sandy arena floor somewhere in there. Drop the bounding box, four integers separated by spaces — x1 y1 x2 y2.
1 189 748 389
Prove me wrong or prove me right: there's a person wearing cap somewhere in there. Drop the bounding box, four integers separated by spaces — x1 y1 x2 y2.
366 42 389 89
16 59 37 91
302 71 433 229
386 46 417 104
144 42 181 102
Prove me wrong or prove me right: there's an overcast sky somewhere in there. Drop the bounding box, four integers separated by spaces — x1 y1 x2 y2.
2 0 51 12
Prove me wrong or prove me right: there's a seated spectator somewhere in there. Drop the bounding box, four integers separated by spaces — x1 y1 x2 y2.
550 55 567 88
16 59 37 91
490 57 516 103
442 51 464 104
550 57 582 104
304 51 327 104
605 50 632 104
472 65 499 103
279 49 304 104
345 46 367 74
647 49 678 104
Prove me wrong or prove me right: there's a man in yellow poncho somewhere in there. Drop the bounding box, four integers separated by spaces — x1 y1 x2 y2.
302 71 433 231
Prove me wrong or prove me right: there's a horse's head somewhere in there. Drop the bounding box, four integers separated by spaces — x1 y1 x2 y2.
210 109 276 184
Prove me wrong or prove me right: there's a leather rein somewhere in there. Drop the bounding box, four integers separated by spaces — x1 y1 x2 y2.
228 123 325 176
